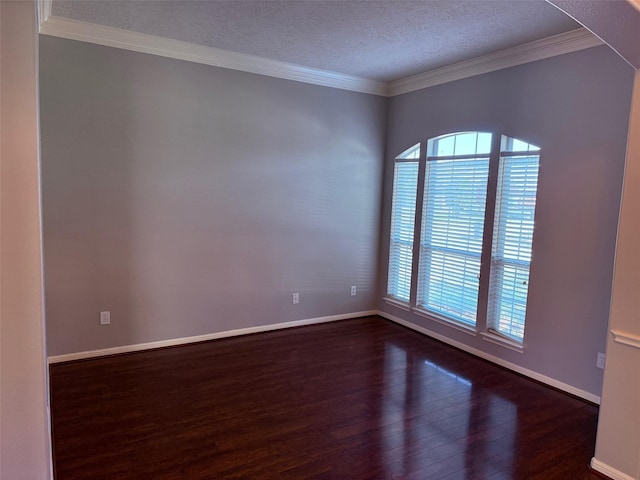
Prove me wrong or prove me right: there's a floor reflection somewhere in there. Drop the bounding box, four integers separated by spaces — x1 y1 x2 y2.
380 342 517 479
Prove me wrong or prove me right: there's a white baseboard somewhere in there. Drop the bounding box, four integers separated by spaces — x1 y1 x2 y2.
48 309 602 405
378 310 601 405
591 458 637 480
48 310 377 364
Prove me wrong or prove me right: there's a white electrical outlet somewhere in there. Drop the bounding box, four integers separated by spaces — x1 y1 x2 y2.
292 293 299 305
100 311 111 325
597 352 605 369
350 286 357 296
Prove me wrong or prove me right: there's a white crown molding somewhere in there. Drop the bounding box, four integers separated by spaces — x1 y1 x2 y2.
47 310 377 364
38 15 389 96
590 458 637 480
39 14 601 98
611 329 640 349
388 28 603 96
37 0 51 26
378 310 601 404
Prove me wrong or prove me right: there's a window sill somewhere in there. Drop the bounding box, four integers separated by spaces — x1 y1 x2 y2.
480 331 524 353
383 297 411 311
412 307 477 336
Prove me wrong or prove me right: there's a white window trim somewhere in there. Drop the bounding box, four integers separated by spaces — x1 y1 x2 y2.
479 331 525 353
412 307 478 336
383 296 411 311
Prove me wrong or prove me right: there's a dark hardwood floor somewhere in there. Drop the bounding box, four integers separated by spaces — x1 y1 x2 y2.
50 316 604 479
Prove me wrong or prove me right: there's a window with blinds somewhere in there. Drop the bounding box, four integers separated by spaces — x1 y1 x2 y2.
416 132 491 326
487 137 540 342
386 132 541 346
387 144 420 303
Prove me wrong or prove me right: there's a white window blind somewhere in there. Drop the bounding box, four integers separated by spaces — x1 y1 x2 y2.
387 144 420 302
417 133 491 325
487 137 540 342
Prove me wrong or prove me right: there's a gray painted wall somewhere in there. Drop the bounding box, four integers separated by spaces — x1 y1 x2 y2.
379 45 634 398
40 36 386 356
40 35 633 400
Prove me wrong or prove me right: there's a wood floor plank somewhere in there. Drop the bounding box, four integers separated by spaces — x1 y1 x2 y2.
50 316 601 479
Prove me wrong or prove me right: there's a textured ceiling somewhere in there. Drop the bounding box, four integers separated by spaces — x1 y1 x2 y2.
550 0 640 68
51 0 580 82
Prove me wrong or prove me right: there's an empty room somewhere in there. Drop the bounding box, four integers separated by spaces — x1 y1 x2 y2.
2 1 640 479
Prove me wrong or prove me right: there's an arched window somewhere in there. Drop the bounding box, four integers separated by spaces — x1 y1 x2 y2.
417 132 492 325
385 132 540 345
386 143 419 302
487 136 540 341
